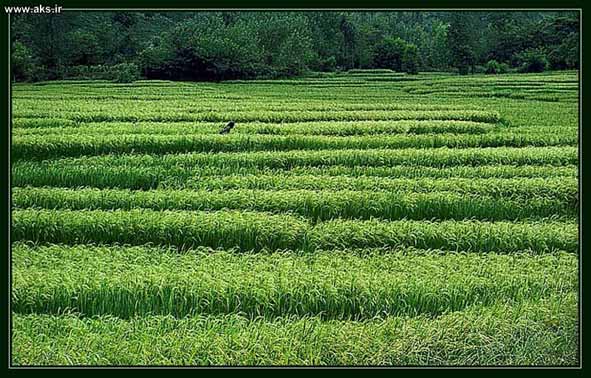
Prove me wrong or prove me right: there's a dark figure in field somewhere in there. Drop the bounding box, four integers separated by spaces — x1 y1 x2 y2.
220 121 235 134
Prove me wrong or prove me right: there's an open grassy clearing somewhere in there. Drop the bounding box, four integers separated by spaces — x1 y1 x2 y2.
11 71 579 366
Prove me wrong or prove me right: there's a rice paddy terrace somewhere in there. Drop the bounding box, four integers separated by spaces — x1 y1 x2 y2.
11 70 579 366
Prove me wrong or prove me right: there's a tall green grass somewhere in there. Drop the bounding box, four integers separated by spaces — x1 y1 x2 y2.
12 294 578 366
12 187 576 221
13 163 577 189
12 146 578 169
12 132 577 160
13 244 576 319
12 209 577 253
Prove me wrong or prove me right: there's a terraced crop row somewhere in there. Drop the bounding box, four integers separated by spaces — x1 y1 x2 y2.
13 243 576 320
12 133 577 160
13 146 577 168
13 109 502 123
13 120 498 135
12 208 577 253
13 100 485 113
13 294 577 366
15 175 577 198
13 162 578 189
12 187 576 221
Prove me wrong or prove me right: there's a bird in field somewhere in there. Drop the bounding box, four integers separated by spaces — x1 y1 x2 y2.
219 121 235 134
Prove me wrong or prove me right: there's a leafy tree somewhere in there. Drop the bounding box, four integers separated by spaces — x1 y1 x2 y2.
9 11 580 82
373 37 407 71
68 30 102 65
339 15 357 69
402 43 419 74
420 20 449 70
447 13 477 74
541 16 579 69
11 41 35 81
516 48 549 73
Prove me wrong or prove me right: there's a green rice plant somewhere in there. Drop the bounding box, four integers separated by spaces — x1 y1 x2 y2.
13 109 502 123
12 161 578 190
9 72 580 367
11 209 577 253
12 208 309 252
13 120 497 137
12 293 578 366
12 132 577 160
13 101 485 116
12 118 77 128
307 218 577 253
177 176 577 201
13 243 577 319
12 146 577 169
12 187 576 221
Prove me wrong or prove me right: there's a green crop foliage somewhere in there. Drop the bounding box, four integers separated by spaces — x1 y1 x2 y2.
13 163 578 189
12 132 577 160
13 243 576 319
12 209 577 253
10 71 579 366
13 294 578 366
12 187 576 221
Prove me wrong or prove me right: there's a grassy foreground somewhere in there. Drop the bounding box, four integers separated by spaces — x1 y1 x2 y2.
11 71 579 366
13 294 577 366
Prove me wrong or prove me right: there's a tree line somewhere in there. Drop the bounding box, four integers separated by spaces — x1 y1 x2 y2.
11 11 579 82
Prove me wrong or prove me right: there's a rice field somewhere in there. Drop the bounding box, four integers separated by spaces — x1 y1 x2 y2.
11 71 579 366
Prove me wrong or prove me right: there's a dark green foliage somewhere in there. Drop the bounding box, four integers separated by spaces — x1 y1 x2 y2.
112 63 140 83
373 37 407 71
539 16 579 70
65 63 140 82
10 11 579 82
11 41 39 82
485 60 509 74
319 56 337 72
517 48 549 73
447 13 477 75
402 43 419 74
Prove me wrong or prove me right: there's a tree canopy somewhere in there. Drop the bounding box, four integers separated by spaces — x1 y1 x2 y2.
10 11 580 82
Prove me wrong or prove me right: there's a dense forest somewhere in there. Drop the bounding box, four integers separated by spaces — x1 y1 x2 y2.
11 11 580 82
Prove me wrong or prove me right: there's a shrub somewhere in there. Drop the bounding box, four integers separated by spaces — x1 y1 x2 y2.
472 65 486 74
373 37 407 71
320 56 337 72
516 49 549 73
11 41 35 82
63 63 140 82
112 63 140 83
485 60 509 74
402 44 419 74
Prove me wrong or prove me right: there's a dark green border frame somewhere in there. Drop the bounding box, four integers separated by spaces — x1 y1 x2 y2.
0 0 586 373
